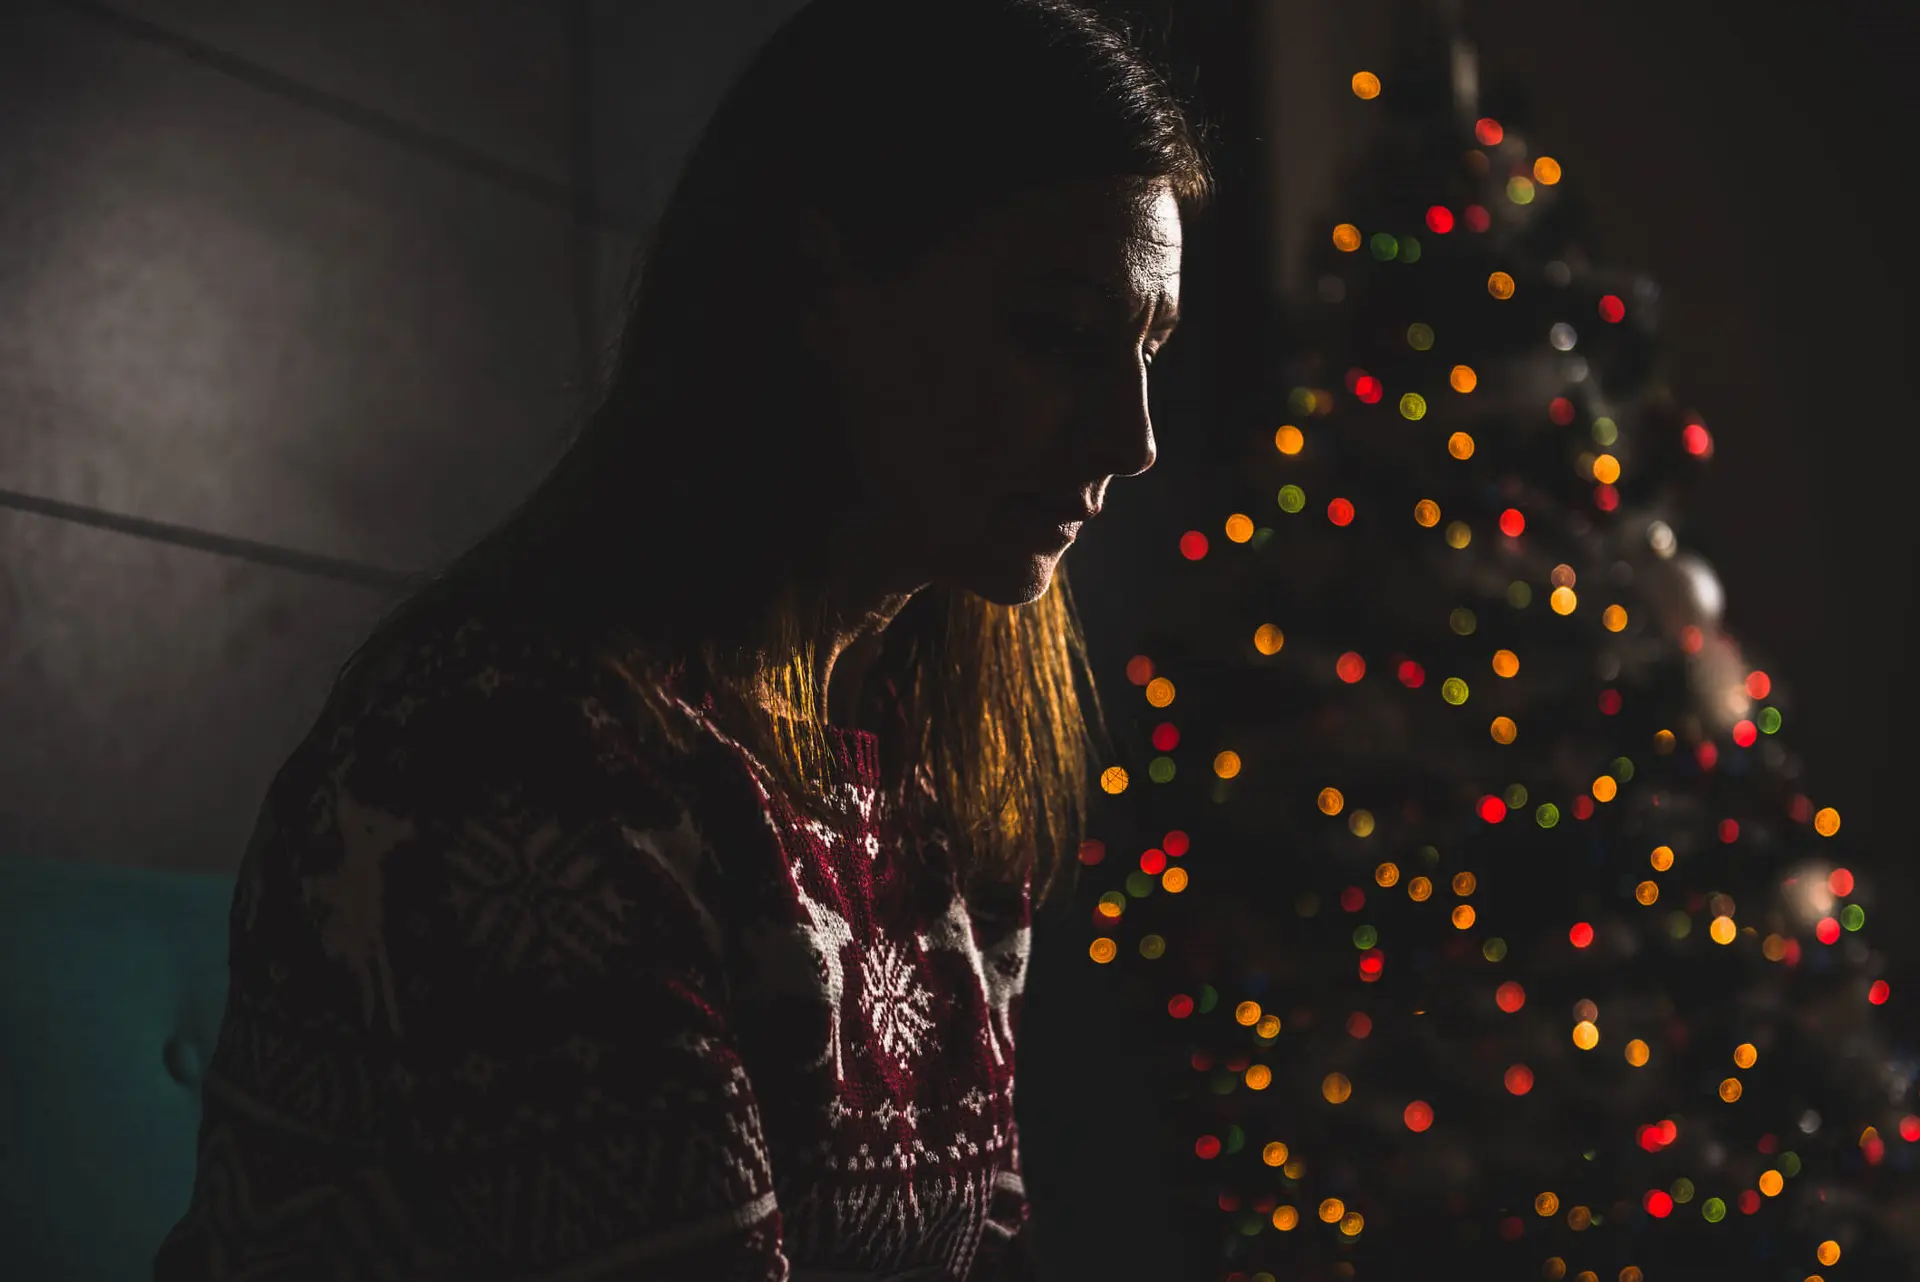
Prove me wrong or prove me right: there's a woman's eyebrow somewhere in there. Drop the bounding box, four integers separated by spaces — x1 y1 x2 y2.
1028 265 1181 331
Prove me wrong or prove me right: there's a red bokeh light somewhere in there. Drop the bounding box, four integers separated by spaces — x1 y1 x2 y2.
1732 719 1757 747
1746 670 1772 699
1475 117 1505 145
1218 1193 1240 1213
1870 980 1892 1006
1758 1133 1777 1155
1572 795 1595 820
1789 794 1814 824
1465 204 1491 232
1341 886 1366 913
1683 422 1714 457
1866 1134 1887 1165
1599 294 1626 323
1404 1100 1435 1132
1549 396 1575 425
1195 1134 1222 1160
1829 867 1854 896
1598 689 1623 716
1398 659 1426 688
1644 1190 1674 1218
1478 795 1509 823
1498 508 1526 537
1337 651 1367 683
1594 484 1620 511
1696 741 1720 771
1140 848 1167 875
1126 655 1154 685
1680 625 1704 653
1180 530 1209 560
1151 723 1180 751
1329 497 1356 526
1077 838 1106 866
1817 917 1841 945
1495 981 1526 1013
1499 1216 1523 1241
1348 1011 1373 1038
1191 1051 1213 1071
1426 205 1455 233
1504 1063 1534 1095
1354 375 1384 404
1168 993 1194 1019
1719 818 1740 844
1569 922 1595 949
1738 1190 1761 1215
1899 1115 1920 1143
1359 949 1384 979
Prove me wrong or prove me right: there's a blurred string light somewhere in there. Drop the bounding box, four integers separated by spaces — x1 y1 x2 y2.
1078 59 1910 1282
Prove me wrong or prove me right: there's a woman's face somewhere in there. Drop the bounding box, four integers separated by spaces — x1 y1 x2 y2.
805 177 1182 607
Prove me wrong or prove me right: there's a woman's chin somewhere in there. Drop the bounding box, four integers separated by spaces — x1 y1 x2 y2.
953 549 1064 607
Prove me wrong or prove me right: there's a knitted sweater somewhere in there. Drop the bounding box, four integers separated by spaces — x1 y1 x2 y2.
153 609 1040 1281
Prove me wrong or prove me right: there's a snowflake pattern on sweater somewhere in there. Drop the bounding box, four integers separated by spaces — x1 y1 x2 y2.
153 610 1039 1282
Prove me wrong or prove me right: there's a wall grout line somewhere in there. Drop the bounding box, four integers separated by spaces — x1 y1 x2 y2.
39 0 644 239
0 485 414 592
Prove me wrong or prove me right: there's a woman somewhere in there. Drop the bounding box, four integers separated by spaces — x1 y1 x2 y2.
155 0 1209 1277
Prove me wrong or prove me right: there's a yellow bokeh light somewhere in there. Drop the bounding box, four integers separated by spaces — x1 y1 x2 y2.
1492 649 1520 677
1144 677 1175 708
1491 716 1518 744
1814 806 1841 837
1734 1043 1757 1069
1573 1020 1600 1050
1453 871 1477 896
1318 787 1345 815
1090 937 1117 963
1333 223 1362 252
1375 861 1401 887
1635 880 1659 906
1235 1000 1262 1026
1256 1014 1281 1038
1450 364 1478 393
1550 586 1578 615
1451 904 1476 930
1262 1141 1290 1167
1818 1240 1841 1266
1254 623 1285 655
1414 498 1441 527
1603 604 1628 632
1445 521 1472 549
1488 271 1516 299
1593 454 1622 485
1625 1039 1650 1067
1710 915 1737 945
1282 1159 1305 1179
1162 866 1189 893
1448 432 1476 460
1319 1198 1345 1223
1348 809 1375 837
1544 1260 1567 1281
1567 1205 1592 1231
1245 1064 1272 1090
1592 776 1618 803
1762 933 1786 961
1099 766 1129 795
1650 845 1674 871
1408 876 1433 902
1654 729 1675 753
1339 1211 1365 1237
1534 156 1563 184
1720 1076 1743 1102
1214 751 1242 779
1535 1191 1560 1217
1225 513 1254 543
1351 70 1381 99
1275 424 1304 455
1272 1204 1299 1231
1322 1073 1352 1104
1759 1170 1783 1197
1551 564 1577 588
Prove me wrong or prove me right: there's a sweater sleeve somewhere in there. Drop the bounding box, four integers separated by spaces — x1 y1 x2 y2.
154 629 789 1282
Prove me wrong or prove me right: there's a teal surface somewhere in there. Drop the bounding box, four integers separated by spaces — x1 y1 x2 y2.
0 853 233 1282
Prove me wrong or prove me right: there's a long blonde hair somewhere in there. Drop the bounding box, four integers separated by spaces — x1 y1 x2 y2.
336 0 1213 908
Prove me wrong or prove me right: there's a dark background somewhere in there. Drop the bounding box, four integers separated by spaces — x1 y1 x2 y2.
2 2 1912 1277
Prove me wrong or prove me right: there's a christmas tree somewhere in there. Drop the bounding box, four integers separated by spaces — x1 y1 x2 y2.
1074 16 1920 1282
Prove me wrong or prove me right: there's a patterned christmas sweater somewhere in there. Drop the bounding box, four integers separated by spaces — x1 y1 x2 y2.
154 608 1040 1281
